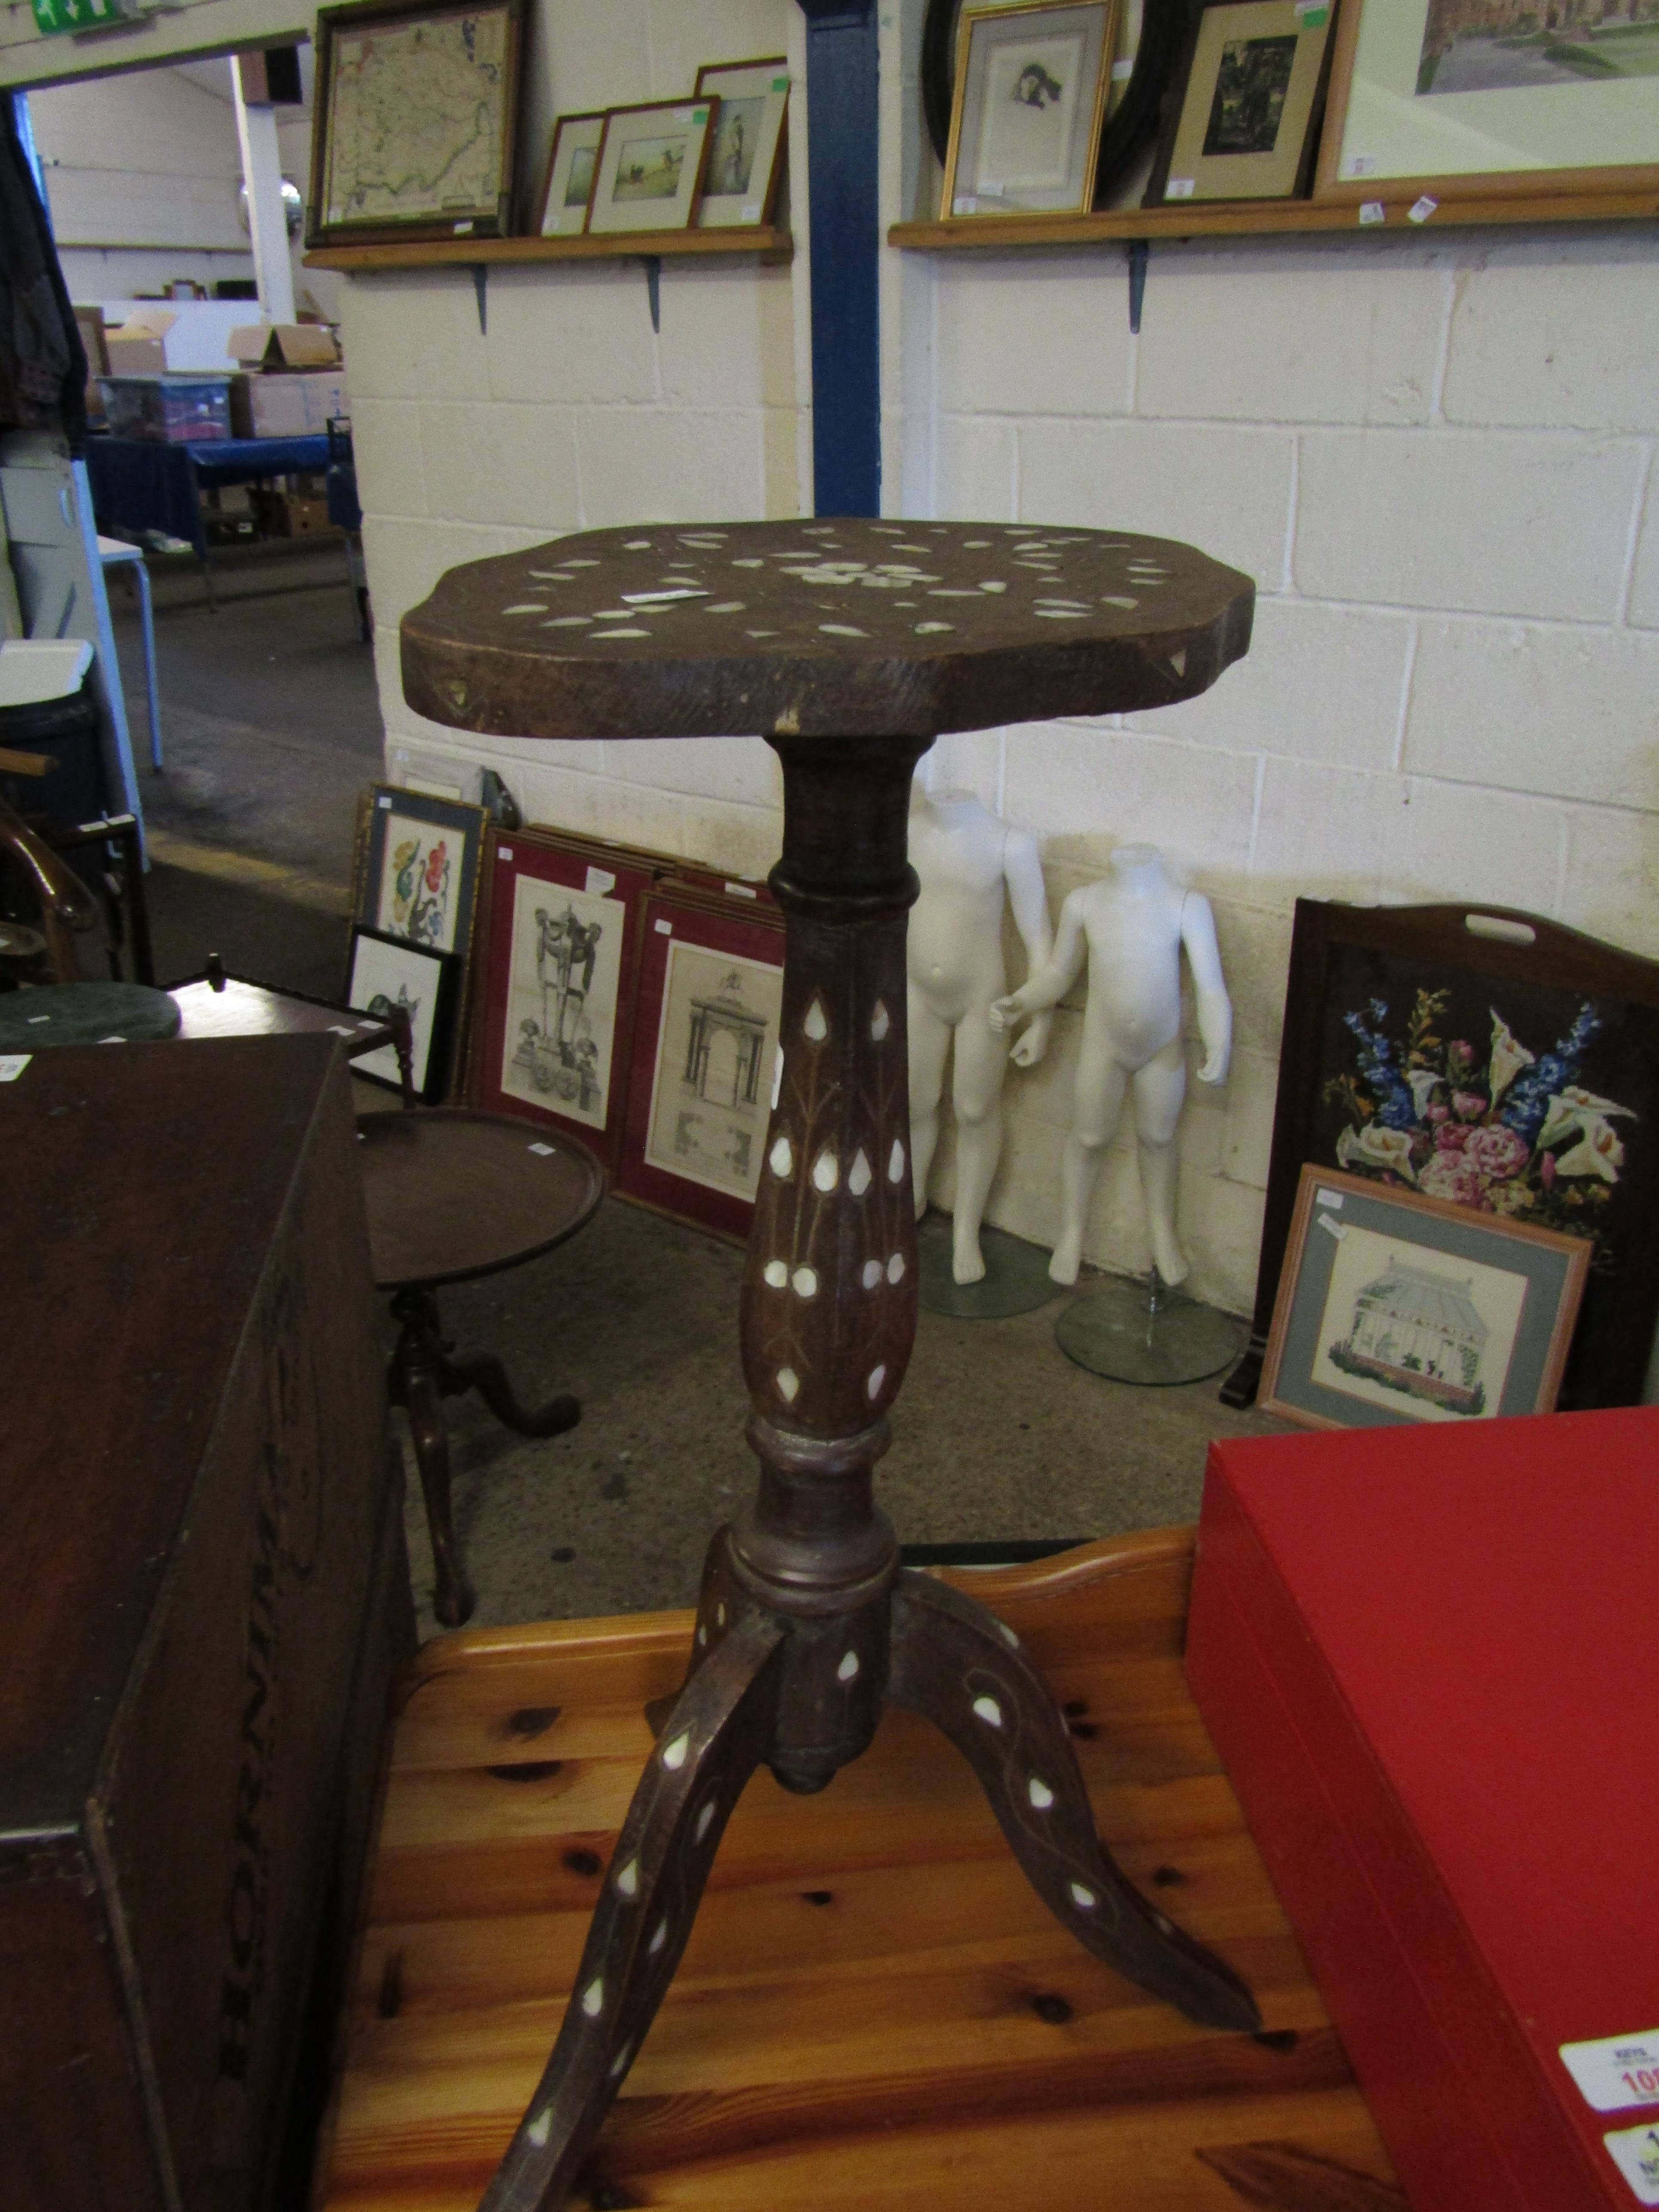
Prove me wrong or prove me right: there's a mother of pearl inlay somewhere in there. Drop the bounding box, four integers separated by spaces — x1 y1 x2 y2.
1027 1777 1055 1810
615 1858 638 1896
662 1732 690 1770
811 1150 839 1193
581 1977 605 2016
769 1136 794 1178
777 1366 800 1403
836 1650 860 1682
861 1259 883 1289
1070 1882 1098 1911
848 1148 872 1197
791 1266 818 1298
803 998 828 1042
870 1002 890 1041
763 1259 789 1289
867 1364 887 1398
972 1695 1003 1728
888 1139 905 1182
887 1252 905 1284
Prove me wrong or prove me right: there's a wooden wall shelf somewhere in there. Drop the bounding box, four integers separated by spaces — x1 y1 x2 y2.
304 225 793 273
890 190 1659 253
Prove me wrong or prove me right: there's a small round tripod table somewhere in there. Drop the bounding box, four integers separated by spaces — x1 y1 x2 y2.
402 519 1258 2212
357 1108 604 1627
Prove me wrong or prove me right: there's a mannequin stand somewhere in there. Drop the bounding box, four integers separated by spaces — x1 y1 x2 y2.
917 1209 1059 1319
1056 1266 1244 1387
401 519 1260 2212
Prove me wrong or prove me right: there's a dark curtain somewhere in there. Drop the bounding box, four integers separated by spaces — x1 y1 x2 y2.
0 94 87 452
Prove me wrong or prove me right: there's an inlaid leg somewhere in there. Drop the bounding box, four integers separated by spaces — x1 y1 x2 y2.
479 1614 787 2212
887 1569 1261 2034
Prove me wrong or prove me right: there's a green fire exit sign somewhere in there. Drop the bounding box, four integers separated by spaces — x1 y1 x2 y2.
31 0 136 34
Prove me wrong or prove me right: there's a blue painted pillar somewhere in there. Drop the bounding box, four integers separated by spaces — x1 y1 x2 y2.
796 0 881 517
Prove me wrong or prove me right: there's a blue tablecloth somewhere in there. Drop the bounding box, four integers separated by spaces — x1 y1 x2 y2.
84 435 332 558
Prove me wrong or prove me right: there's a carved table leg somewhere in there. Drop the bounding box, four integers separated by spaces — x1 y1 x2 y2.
478 1615 786 2212
438 1348 580 1440
888 1569 1261 2033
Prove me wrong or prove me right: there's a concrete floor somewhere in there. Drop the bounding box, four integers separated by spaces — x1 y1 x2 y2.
120 541 1285 1639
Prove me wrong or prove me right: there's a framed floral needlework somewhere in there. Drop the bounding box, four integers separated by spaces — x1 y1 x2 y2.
1223 899 1659 1416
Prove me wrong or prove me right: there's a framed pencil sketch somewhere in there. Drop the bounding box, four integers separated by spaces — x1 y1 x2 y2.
586 99 717 237
345 924 460 1101
941 0 1119 217
1222 899 1659 1418
469 826 653 1169
1144 0 1337 207
1314 0 1659 201
617 888 786 1240
536 110 605 235
693 58 790 228
308 0 526 247
1262 1167 1588 1432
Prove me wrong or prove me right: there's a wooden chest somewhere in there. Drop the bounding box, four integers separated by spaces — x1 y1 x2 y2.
0 1037 414 2212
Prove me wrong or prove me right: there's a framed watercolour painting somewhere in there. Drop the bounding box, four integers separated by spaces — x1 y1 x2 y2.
308 0 526 247
1222 899 1659 1417
1315 0 1659 201
345 924 460 1101
1261 1166 1588 1432
941 0 1119 218
586 99 717 237
1144 0 1336 207
617 888 786 1240
469 827 652 1169
353 783 485 1089
536 110 605 235
693 58 790 227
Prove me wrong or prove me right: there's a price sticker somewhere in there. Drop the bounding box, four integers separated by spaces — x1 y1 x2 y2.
1409 194 1439 224
1562 2032 1659 2115
1166 177 1195 200
1359 201 1386 226
1604 2122 1659 2205
584 866 616 895
0 1054 30 1082
655 917 673 934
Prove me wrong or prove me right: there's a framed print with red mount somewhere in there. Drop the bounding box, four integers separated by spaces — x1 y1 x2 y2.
468 824 652 1170
617 885 786 1240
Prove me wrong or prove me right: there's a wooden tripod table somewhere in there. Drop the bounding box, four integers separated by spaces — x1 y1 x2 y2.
402 518 1257 2211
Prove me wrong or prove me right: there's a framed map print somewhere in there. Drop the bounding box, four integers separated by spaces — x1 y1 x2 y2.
308 0 527 247
468 826 653 1170
617 887 785 1240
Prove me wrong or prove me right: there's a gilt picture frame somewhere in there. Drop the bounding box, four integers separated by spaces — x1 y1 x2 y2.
941 0 1119 218
1261 1165 1588 1432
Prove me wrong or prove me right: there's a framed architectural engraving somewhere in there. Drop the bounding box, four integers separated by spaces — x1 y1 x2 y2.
617 887 786 1239
586 98 718 237
941 0 1119 217
1315 0 1659 201
1145 0 1337 207
468 826 653 1169
536 109 605 235
693 58 790 228
1261 1166 1588 1433
308 0 527 247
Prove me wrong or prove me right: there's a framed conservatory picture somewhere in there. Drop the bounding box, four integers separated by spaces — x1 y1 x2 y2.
1222 899 1659 1417
617 886 785 1240
308 0 527 246
1261 1166 1588 1433
468 826 653 1170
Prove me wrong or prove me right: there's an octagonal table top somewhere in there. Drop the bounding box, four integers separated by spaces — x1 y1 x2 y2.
401 519 1253 743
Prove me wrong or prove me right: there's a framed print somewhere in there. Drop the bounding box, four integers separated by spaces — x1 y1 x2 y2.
1315 0 1659 201
1144 0 1336 207
941 0 1119 218
1261 1166 1588 1432
536 110 605 235
469 826 653 1168
353 783 485 1091
617 888 786 1240
308 0 526 247
692 58 791 228
586 99 718 237
345 925 460 1101
1223 899 1659 1418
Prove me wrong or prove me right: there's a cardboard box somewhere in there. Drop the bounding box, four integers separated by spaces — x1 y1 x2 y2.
101 301 254 375
255 490 340 539
231 369 349 440
228 321 341 371
1185 1410 1659 2212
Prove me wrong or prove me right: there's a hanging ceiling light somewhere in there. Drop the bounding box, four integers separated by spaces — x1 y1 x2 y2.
237 177 304 241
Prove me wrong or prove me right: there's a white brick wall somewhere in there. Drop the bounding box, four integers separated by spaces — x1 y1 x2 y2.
341 0 1659 1324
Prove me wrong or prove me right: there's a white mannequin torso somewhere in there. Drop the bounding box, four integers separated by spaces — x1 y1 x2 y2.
908 794 1014 1021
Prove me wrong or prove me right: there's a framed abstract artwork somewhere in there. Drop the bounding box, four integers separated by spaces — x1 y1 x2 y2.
1314 0 1659 202
1261 1165 1588 1433
693 58 791 228
940 0 1120 217
1144 0 1337 207
468 825 653 1169
536 109 605 235
586 98 718 237
616 886 786 1240
1222 899 1659 1416
308 0 527 247
344 924 461 1101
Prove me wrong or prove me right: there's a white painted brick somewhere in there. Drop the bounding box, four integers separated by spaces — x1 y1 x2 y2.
1136 240 1443 427
934 254 1132 421
1173 1174 1265 1317
1404 619 1659 809
337 271 490 402
1251 759 1393 902
1381 776 1565 913
349 399 426 521
1560 802 1659 961
763 406 806 517
1631 467 1659 632
1130 593 1412 771
1002 723 1259 878
641 0 793 101
362 516 514 638
657 266 797 414
1209 896 1295 1060
485 268 658 407
540 0 652 112
924 726 1003 797
1018 420 1292 589
1295 431 1641 622
574 409 763 528
1443 237 1659 434
606 736 781 810
933 416 1017 520
419 403 581 531
1221 1045 1280 1192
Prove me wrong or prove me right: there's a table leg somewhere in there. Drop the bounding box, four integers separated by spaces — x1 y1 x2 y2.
388 1287 476 1628
474 734 1258 2212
